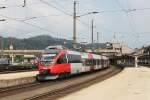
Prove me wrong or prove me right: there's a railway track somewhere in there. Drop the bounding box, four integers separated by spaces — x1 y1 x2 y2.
0 69 37 74
0 65 37 74
0 66 122 100
0 82 41 97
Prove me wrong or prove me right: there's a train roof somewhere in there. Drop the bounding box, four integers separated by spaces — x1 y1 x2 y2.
66 50 107 59
44 45 63 54
45 45 64 50
43 46 109 60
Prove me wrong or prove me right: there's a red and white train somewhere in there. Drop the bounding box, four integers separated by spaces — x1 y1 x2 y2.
37 46 109 81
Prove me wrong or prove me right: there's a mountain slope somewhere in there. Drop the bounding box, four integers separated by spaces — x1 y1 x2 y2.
0 35 108 50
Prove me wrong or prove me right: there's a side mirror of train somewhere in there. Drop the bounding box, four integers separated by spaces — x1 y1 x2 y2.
34 59 40 68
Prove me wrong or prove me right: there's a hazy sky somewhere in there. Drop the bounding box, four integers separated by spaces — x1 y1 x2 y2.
0 0 150 48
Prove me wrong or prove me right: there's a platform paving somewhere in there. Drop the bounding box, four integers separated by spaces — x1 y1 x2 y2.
59 67 150 100
0 71 38 88
0 71 38 80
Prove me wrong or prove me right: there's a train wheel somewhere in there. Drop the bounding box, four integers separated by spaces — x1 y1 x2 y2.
59 73 65 79
65 72 71 78
36 74 42 81
59 73 71 79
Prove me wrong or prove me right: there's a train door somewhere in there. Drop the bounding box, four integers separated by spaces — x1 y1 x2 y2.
55 54 70 73
96 59 101 70
67 54 82 74
82 59 91 72
81 53 90 72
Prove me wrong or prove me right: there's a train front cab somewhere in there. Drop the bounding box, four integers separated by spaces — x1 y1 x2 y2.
37 51 71 81
51 53 71 79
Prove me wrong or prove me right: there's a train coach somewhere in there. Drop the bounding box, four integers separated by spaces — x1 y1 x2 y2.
36 46 109 81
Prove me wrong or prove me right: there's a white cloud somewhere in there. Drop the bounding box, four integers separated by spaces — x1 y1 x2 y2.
0 0 150 48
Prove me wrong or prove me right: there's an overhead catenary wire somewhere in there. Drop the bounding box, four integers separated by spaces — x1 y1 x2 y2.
0 14 73 40
0 2 41 9
114 0 136 33
0 0 75 40
0 0 129 42
126 0 141 46
0 14 56 34
50 0 73 14
1 0 135 35
39 0 72 16
2 0 149 46
115 0 127 12
39 0 123 33
4 25 31 34
114 0 150 47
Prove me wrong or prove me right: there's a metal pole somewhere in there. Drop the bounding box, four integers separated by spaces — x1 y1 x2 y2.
91 19 94 44
0 19 5 57
135 56 138 68
0 37 3 57
9 37 14 64
73 0 77 49
97 32 99 49
91 19 94 51
22 0 26 7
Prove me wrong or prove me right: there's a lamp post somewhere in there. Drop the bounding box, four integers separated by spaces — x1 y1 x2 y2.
22 0 26 7
0 37 3 57
72 1 77 49
72 1 99 49
0 19 5 57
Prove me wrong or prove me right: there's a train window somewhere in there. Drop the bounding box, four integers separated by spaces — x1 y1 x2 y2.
99 59 101 65
96 59 100 65
83 59 102 66
85 59 89 66
84 59 93 66
67 54 81 63
57 55 67 64
93 59 97 65
82 59 86 66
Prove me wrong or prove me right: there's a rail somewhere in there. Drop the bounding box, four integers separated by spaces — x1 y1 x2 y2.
0 66 123 100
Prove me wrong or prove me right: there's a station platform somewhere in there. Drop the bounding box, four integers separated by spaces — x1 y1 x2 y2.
0 71 38 88
59 67 150 100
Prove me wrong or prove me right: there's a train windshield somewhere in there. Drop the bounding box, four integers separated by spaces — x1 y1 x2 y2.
40 54 56 66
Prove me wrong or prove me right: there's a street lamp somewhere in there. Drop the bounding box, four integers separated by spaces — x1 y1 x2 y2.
72 2 99 49
76 12 99 18
77 12 99 50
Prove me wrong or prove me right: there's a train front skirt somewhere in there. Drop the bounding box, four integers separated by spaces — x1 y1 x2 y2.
36 74 59 80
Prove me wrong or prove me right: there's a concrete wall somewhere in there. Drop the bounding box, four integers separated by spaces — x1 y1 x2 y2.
0 77 36 88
